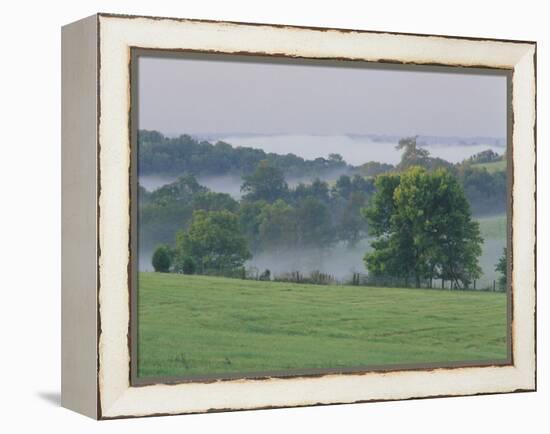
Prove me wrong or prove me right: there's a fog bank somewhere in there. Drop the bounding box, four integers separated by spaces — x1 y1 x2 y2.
219 134 504 166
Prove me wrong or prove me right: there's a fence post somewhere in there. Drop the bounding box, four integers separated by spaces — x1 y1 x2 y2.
493 280 496 292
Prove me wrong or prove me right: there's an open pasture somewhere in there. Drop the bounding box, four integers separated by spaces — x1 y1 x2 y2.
137 272 508 379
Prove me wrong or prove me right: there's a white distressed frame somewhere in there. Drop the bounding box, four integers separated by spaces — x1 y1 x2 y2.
94 14 535 419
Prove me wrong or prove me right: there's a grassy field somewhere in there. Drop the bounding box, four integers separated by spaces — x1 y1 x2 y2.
476 213 507 288
477 213 506 239
137 272 508 379
472 159 506 173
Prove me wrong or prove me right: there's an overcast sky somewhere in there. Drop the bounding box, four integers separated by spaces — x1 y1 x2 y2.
137 54 507 138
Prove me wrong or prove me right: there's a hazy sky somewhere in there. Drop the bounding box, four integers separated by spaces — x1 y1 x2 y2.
138 54 507 138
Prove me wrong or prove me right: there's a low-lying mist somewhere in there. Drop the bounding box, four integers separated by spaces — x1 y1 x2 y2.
197 175 243 198
139 220 505 288
246 240 372 282
139 241 372 281
219 134 505 166
140 170 351 198
139 174 244 196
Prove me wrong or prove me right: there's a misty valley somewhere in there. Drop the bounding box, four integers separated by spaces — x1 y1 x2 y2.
132 54 512 379
138 130 507 291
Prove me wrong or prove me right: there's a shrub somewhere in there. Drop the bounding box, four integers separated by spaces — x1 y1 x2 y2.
152 245 171 272
259 269 271 281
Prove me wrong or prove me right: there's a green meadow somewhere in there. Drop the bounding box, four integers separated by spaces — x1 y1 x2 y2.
478 213 507 239
472 159 507 173
476 213 507 288
137 272 508 379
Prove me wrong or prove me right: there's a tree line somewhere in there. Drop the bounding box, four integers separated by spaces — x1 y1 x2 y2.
142 164 375 276
139 131 507 216
138 130 347 179
144 136 508 290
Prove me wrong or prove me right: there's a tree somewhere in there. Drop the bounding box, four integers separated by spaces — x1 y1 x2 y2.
295 197 334 247
357 161 394 177
328 153 344 164
351 175 375 195
181 256 196 275
395 137 430 171
361 173 415 285
332 175 352 199
363 167 483 288
238 200 267 252
396 136 453 172
257 199 297 251
291 179 329 205
456 165 506 215
152 245 172 272
173 210 251 274
149 174 207 205
192 191 239 213
495 247 507 290
467 149 502 164
338 191 369 247
241 160 288 202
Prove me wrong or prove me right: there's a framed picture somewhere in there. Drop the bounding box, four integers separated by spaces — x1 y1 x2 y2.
61 13 536 419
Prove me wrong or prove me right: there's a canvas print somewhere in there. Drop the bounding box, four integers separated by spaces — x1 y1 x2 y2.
133 53 510 381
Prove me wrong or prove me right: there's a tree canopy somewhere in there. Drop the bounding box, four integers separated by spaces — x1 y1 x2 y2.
140 134 505 287
467 149 503 164
138 130 348 178
395 136 453 172
140 171 376 265
173 209 251 275
240 160 288 202
363 166 483 288
151 245 172 272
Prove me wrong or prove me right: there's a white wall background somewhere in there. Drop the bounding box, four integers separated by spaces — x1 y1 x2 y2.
0 0 547 432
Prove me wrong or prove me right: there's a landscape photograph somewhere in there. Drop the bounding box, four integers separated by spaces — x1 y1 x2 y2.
134 53 510 380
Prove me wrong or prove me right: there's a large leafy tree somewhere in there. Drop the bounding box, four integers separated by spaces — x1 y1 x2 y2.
363 167 482 288
241 160 288 202
139 175 239 256
174 210 251 274
362 173 414 284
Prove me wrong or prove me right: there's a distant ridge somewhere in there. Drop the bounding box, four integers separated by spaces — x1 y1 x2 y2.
163 131 505 148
